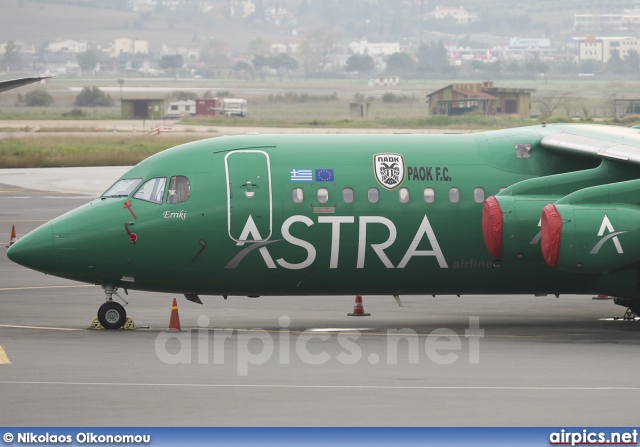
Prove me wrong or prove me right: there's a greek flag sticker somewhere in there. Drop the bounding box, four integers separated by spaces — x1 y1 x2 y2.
290 169 313 182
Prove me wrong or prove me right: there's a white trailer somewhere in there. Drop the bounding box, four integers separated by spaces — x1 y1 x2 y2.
221 98 247 117
164 100 195 119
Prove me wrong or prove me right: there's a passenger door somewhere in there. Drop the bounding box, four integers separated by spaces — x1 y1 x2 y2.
225 149 273 242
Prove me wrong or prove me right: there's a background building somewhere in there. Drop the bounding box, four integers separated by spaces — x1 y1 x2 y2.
427 81 534 118
576 35 640 62
121 99 164 119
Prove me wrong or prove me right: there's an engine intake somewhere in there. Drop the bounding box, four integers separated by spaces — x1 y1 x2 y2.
541 203 640 273
482 195 557 261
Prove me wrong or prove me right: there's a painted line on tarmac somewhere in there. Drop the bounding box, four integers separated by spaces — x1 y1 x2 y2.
0 381 638 391
0 285 94 291
0 324 81 331
0 346 10 364
182 327 575 339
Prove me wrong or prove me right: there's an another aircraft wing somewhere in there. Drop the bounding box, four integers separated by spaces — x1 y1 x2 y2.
541 124 640 164
0 76 50 93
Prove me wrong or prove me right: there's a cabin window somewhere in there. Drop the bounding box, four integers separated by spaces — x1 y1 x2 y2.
167 175 191 204
399 187 410 203
423 187 435 203
317 187 329 204
498 187 507 193
292 188 304 204
368 187 379 204
103 178 142 198
474 187 485 203
343 188 354 203
449 187 460 203
134 177 166 204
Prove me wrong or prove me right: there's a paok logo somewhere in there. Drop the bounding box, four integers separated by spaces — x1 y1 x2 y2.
590 215 626 255
374 153 405 190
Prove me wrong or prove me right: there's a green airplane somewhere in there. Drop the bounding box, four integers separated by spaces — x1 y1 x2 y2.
8 122 640 329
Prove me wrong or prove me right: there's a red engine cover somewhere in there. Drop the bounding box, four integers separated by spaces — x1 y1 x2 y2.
482 196 503 258
541 204 563 269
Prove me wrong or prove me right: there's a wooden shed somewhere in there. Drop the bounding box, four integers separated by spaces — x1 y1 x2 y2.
121 99 164 119
426 81 534 118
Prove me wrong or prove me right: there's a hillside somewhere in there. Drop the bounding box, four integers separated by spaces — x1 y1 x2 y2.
3 0 640 57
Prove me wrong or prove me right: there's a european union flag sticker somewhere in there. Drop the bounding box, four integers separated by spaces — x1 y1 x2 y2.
315 169 334 182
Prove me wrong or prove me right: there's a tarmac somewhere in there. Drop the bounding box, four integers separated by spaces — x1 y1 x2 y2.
1 168 640 426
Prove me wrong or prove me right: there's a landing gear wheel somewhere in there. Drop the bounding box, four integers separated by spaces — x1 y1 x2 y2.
98 301 127 329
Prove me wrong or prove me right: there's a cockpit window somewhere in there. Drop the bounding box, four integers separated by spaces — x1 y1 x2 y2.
133 177 166 204
102 178 142 198
167 175 190 204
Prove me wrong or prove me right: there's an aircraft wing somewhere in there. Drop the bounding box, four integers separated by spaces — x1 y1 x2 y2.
0 76 50 93
541 124 640 164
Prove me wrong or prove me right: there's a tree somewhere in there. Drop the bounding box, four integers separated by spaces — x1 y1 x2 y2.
385 52 416 75
159 54 184 75
24 90 53 107
1 40 21 71
523 58 550 79
533 91 580 118
170 91 197 101
605 50 625 76
556 60 578 75
233 60 254 79
74 86 113 107
77 50 98 74
200 40 231 66
297 26 339 74
269 53 298 80
505 61 522 76
298 38 320 74
416 41 448 72
252 55 269 80
579 59 603 74
625 50 640 75
246 37 271 56
345 54 375 77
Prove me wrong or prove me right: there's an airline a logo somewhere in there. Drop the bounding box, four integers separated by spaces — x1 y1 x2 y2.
529 219 542 245
590 215 626 255
374 153 405 190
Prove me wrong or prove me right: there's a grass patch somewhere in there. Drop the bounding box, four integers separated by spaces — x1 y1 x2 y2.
267 92 339 103
184 114 534 129
0 109 121 120
0 135 203 168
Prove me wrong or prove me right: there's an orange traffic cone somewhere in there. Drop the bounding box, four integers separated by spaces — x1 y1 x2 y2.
7 225 16 247
348 295 371 316
168 298 182 331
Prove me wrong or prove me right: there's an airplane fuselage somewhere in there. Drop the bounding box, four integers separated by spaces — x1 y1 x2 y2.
12 125 616 299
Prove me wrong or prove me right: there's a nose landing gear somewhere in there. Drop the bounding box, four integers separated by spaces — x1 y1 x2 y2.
97 285 128 329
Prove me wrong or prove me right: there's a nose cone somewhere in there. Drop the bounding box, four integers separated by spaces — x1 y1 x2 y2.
7 223 54 272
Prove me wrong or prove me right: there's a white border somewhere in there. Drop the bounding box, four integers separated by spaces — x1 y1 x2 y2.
373 153 406 190
224 150 273 243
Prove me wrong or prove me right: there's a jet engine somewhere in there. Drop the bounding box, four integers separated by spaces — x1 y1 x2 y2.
482 195 554 261
541 203 640 274
483 162 640 263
